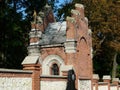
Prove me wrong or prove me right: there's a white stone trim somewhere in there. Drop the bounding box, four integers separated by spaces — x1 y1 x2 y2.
42 55 65 76
71 9 80 15
27 45 40 56
66 16 76 23
93 74 99 80
75 3 84 9
112 78 119 82
29 30 42 38
30 42 39 45
31 28 39 31
31 28 36 31
41 44 63 48
64 39 76 53
85 17 88 25
88 29 92 36
22 55 39 65
103 75 111 80
0 68 33 73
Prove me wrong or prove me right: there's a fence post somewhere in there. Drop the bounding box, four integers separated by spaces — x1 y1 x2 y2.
111 78 119 90
92 74 99 90
103 75 111 90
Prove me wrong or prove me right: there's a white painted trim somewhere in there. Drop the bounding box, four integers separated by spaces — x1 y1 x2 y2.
42 55 65 76
31 28 36 31
75 3 84 9
22 55 39 64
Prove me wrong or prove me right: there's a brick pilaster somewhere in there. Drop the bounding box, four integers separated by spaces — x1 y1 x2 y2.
23 64 41 90
92 74 99 90
103 75 111 90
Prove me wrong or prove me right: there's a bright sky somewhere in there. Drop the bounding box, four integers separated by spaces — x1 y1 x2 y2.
21 0 72 19
57 0 64 5
56 0 72 8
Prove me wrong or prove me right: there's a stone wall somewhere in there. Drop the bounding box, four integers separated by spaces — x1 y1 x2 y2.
40 75 67 90
0 77 32 90
0 69 32 90
41 81 66 90
93 74 120 90
78 79 92 90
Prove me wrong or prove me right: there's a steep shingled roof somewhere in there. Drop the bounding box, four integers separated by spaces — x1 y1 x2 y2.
39 21 66 45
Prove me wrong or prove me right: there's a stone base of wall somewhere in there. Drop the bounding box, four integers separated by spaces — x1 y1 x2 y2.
40 75 67 90
93 74 120 90
78 79 92 90
0 69 33 90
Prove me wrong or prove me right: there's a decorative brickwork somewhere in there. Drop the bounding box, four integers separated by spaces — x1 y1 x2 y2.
21 3 93 90
0 3 120 90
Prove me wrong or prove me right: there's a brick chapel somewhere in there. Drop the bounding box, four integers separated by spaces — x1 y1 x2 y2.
22 3 93 90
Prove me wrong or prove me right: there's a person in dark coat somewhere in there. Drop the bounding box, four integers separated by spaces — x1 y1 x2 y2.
66 69 76 90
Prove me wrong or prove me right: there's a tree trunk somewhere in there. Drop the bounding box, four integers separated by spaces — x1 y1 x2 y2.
13 0 17 13
112 52 118 78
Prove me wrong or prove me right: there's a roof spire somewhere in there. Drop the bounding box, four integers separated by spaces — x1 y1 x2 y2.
33 10 37 23
46 0 48 3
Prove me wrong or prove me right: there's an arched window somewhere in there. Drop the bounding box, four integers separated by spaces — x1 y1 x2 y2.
42 55 65 75
51 63 59 75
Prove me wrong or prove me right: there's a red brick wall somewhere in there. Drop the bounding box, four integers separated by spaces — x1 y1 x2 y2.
24 3 93 90
23 64 40 90
41 47 67 64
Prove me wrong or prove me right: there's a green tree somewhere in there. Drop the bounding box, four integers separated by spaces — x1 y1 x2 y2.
91 1 120 78
0 0 28 69
0 0 58 69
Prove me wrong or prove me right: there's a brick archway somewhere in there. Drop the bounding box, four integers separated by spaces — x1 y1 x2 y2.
42 55 65 75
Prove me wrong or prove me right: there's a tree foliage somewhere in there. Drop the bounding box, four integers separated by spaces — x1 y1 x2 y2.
0 0 29 69
1 0 120 78
0 0 59 69
57 0 120 78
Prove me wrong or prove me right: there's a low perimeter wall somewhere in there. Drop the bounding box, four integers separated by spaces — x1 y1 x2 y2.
0 69 33 90
0 69 120 90
40 75 67 90
93 74 120 90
